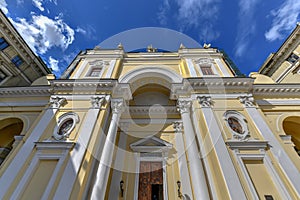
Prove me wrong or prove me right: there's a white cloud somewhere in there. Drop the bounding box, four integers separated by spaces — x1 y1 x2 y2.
265 0 300 41
157 0 220 42
17 0 24 5
235 0 258 57
157 0 170 25
11 14 75 54
175 0 219 28
76 27 87 35
32 0 44 11
76 25 97 40
48 56 59 72
0 0 8 15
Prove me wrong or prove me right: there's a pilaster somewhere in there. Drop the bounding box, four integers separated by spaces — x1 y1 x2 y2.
196 95 247 199
176 98 210 200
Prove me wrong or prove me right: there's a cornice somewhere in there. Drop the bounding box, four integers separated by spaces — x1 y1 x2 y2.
171 77 254 98
51 79 117 95
128 106 178 115
226 140 269 150
0 86 51 97
253 84 300 97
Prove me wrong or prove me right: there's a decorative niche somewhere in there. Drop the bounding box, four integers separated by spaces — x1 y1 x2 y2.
224 110 250 140
53 112 79 140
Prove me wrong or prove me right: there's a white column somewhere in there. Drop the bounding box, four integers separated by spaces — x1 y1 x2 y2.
197 96 247 199
0 96 66 199
108 123 128 199
177 99 210 200
240 96 300 196
90 99 124 200
173 122 193 199
53 96 105 199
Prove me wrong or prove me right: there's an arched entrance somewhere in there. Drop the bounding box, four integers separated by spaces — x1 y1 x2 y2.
0 118 23 165
283 116 300 155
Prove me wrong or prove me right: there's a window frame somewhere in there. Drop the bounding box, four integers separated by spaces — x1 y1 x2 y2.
11 55 23 67
0 37 9 50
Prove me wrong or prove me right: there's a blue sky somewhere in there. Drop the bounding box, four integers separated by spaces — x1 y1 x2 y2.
0 0 299 77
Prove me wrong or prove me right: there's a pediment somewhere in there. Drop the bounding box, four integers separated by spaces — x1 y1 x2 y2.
130 136 172 152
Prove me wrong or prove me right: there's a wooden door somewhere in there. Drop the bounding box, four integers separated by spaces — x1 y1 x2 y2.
138 162 163 200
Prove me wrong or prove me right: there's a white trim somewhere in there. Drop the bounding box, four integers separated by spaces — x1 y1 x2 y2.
186 59 197 77
191 93 249 99
11 142 73 200
0 65 12 85
191 110 218 200
223 110 250 140
73 60 87 78
53 108 101 199
199 106 247 199
108 132 128 199
275 60 299 83
234 152 292 200
256 99 300 106
195 59 219 77
0 108 58 199
214 58 231 77
120 119 180 124
133 153 140 200
53 112 79 140
119 66 183 84
0 100 48 107
104 60 116 78
174 132 193 199
245 106 300 196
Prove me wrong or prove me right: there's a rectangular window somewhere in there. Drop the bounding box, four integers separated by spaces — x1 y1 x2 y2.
287 53 299 64
0 69 7 83
0 37 9 50
201 66 214 75
12 55 23 67
89 67 103 77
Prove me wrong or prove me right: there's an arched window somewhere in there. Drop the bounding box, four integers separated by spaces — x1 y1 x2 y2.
0 118 23 165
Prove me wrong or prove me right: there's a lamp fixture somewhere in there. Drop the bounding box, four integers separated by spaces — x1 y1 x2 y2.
120 180 124 197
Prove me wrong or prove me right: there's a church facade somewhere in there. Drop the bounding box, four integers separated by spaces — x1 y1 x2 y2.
0 9 300 199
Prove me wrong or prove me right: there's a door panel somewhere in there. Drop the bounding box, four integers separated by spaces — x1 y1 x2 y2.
138 162 163 200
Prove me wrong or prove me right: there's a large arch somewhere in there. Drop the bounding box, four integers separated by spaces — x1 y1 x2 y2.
283 116 300 154
120 66 182 83
0 118 24 165
119 66 183 95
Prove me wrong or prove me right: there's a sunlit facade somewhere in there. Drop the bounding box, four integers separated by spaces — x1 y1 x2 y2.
0 9 300 199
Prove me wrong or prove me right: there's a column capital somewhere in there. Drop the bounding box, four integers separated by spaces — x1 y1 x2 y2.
173 121 183 133
111 99 124 114
90 96 105 109
197 96 212 108
50 96 67 109
239 96 255 108
177 99 191 114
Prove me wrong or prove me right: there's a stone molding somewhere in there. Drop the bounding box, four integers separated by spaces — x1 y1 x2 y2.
176 99 191 114
173 121 183 133
239 96 256 108
90 96 105 109
197 96 212 107
111 99 124 114
50 96 67 109
129 106 178 115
